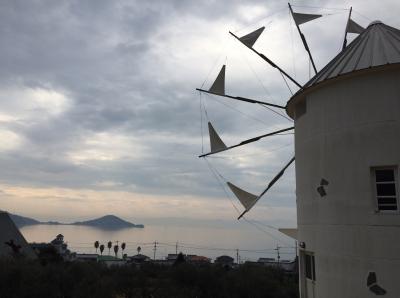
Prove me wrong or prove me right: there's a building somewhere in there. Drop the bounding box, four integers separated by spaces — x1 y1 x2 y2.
186 254 211 265
214 255 234 267
73 253 98 262
0 211 36 259
30 234 71 261
129 253 151 264
50 234 69 256
286 21 400 298
257 258 297 272
98 255 126 267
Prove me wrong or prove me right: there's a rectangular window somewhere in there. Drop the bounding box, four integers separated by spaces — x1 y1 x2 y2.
305 253 316 281
373 167 398 211
294 100 306 119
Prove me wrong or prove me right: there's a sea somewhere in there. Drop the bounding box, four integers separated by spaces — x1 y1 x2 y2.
20 221 296 262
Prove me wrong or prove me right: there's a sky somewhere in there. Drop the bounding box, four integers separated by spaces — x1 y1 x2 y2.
0 0 399 227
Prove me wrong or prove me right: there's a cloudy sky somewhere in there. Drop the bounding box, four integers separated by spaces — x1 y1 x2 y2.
0 0 399 226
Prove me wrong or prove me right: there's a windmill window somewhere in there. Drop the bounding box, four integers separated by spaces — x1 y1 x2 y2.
294 100 306 119
305 253 316 281
373 167 398 212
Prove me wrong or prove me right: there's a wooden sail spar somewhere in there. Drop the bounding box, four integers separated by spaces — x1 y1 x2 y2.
227 157 295 219
229 29 302 88
199 124 294 158
288 3 322 74
196 64 286 109
342 7 364 50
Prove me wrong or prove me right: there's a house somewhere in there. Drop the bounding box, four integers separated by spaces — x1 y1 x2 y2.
73 253 98 262
30 234 71 261
186 255 211 265
0 211 36 259
214 255 234 267
129 253 151 264
98 255 126 267
257 257 297 272
50 234 69 256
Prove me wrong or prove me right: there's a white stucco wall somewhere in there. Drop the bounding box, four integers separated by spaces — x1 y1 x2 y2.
293 67 400 298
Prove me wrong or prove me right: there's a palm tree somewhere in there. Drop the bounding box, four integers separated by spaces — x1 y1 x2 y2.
113 244 119 258
121 242 126 257
107 241 112 255
94 241 99 253
137 246 141 255
99 244 105 255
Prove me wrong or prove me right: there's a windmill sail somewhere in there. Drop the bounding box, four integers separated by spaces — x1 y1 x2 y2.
347 18 364 34
229 31 302 88
234 157 295 219
208 122 227 153
239 27 265 48
292 12 322 26
288 4 321 74
209 65 225 95
199 126 294 158
342 7 364 50
227 182 258 210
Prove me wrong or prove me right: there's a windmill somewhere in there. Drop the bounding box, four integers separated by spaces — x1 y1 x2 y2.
197 4 364 221
194 4 400 298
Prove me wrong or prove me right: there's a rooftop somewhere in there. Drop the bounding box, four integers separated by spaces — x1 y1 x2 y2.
287 21 400 116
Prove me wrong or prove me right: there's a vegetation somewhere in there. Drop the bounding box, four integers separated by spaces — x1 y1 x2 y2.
0 258 298 298
100 244 105 256
94 241 99 253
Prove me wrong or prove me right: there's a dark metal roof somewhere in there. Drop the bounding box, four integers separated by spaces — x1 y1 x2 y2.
297 21 400 93
286 21 400 118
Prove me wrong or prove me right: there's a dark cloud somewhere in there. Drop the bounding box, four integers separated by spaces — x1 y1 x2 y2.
0 0 398 220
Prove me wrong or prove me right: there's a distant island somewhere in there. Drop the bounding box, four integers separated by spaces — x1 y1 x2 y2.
73 215 144 229
10 214 144 229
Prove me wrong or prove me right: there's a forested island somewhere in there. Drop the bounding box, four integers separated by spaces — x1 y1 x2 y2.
10 214 144 229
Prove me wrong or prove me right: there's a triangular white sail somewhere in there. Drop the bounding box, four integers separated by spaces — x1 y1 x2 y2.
208 122 227 153
347 18 364 34
239 27 265 48
278 228 298 240
209 65 225 95
292 12 322 26
227 182 258 210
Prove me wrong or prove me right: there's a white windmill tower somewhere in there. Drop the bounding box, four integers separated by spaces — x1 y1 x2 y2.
197 4 400 298
286 20 400 298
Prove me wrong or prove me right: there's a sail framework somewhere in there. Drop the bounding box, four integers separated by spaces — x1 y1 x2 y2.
288 3 322 74
342 7 364 50
197 5 362 221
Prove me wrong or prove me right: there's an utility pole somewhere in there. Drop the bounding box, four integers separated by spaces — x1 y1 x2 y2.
275 245 281 268
236 248 240 265
153 241 157 260
175 241 178 255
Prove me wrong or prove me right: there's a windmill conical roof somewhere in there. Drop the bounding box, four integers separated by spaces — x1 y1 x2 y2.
287 21 400 116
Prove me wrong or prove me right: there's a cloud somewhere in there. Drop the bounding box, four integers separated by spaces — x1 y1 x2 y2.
0 0 398 224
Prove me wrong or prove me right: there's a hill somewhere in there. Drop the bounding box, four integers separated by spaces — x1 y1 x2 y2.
9 214 40 227
9 213 144 229
72 215 144 229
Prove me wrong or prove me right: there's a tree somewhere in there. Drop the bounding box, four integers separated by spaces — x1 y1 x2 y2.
137 246 141 254
113 245 119 258
94 241 99 253
107 241 112 255
121 242 126 256
99 244 104 255
174 252 186 266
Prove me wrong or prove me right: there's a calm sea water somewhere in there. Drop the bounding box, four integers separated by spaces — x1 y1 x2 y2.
20 223 296 262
